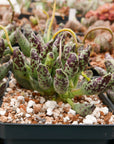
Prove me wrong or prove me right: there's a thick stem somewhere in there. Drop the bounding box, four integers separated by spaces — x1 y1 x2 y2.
67 98 74 108
83 27 113 44
81 71 90 81
47 0 56 42
71 88 84 97
0 25 13 53
52 28 78 51
7 0 15 22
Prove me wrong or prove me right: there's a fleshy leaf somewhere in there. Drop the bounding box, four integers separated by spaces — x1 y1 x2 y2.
39 40 54 62
54 69 69 95
52 33 65 59
0 54 11 64
13 48 33 90
0 82 6 97
30 33 45 55
16 28 31 57
37 63 52 90
0 60 12 81
30 48 40 79
0 39 5 58
81 74 111 95
4 31 17 47
52 57 63 77
73 103 95 117
45 52 55 73
0 23 16 39
64 52 79 80
105 53 114 73
78 45 90 71
62 42 75 65
94 66 107 76
106 89 114 103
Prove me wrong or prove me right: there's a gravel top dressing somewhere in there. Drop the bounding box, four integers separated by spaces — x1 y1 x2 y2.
0 75 113 125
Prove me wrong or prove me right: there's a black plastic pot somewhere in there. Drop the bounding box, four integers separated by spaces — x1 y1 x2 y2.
55 16 68 24
0 123 114 144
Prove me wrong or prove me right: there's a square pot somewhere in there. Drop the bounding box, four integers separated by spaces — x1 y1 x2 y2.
0 123 114 144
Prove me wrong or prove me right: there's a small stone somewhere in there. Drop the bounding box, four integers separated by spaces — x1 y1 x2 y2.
26 107 33 113
43 101 57 110
16 108 20 113
92 107 100 118
47 108 53 116
17 96 25 103
25 114 31 118
0 116 7 122
68 109 76 115
40 97 45 104
6 88 12 92
72 121 78 124
100 107 109 115
0 110 6 116
33 104 42 114
63 116 70 122
27 100 35 108
83 115 97 124
10 98 20 107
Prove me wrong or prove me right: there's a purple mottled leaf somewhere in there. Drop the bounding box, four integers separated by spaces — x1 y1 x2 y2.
82 74 111 95
78 45 90 71
39 40 54 62
52 33 65 59
94 66 107 76
52 57 63 77
0 82 6 97
105 53 114 73
16 28 30 57
0 39 5 58
54 69 69 95
74 103 95 117
0 60 12 81
37 64 52 90
64 52 79 79
30 48 40 79
30 33 45 55
62 42 75 65
13 48 26 72
107 89 114 103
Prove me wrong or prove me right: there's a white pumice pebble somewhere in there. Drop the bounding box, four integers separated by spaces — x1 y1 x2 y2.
6 88 12 92
72 121 78 124
43 101 58 110
26 107 33 113
27 100 35 108
83 115 97 124
40 97 45 104
46 108 53 116
92 107 100 118
17 96 25 103
68 109 76 115
10 98 20 107
25 114 31 118
109 115 114 123
100 107 109 115
0 110 6 116
16 108 20 113
63 116 70 122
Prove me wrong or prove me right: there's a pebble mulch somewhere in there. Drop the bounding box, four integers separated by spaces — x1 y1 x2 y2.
0 75 114 125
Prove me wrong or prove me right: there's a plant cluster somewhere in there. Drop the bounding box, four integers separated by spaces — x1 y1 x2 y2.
0 0 113 117
0 21 113 117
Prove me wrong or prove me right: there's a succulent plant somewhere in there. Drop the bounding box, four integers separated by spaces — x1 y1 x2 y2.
94 53 114 103
0 6 113 116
